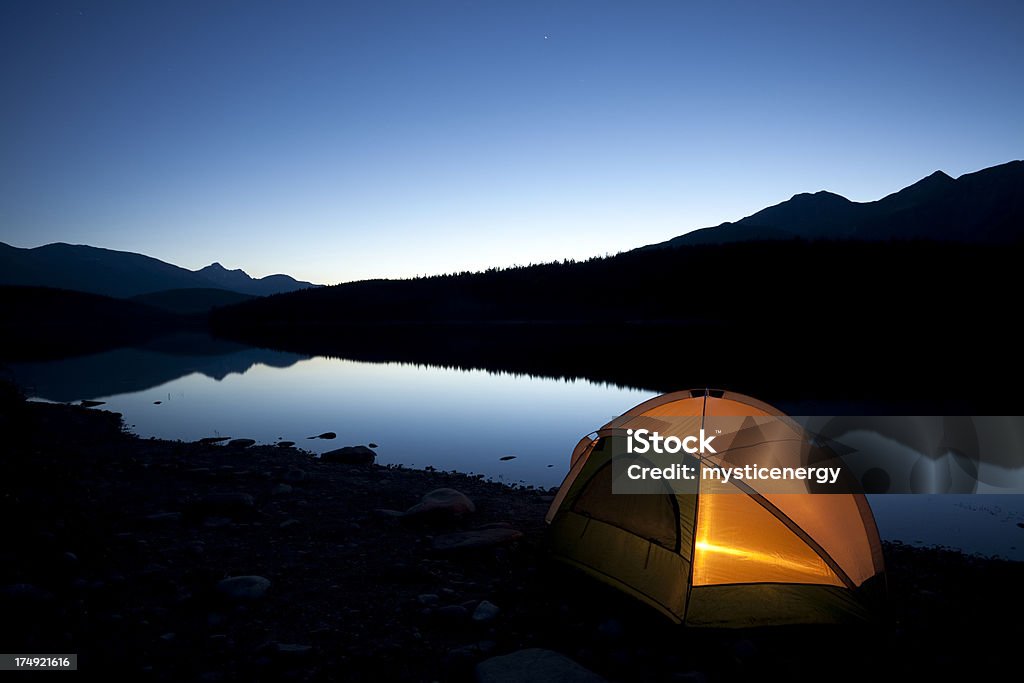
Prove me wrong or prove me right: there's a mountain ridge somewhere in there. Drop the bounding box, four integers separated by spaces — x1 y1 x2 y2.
645 159 1023 249
0 242 319 299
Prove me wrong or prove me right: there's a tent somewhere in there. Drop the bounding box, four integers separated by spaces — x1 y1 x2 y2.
545 389 885 627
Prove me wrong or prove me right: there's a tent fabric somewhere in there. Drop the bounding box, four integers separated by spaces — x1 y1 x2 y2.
545 389 885 626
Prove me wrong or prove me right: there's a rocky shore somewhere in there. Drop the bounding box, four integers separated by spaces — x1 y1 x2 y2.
1 391 1020 681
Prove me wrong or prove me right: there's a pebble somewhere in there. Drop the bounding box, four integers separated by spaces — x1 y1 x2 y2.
216 576 271 601
472 600 500 623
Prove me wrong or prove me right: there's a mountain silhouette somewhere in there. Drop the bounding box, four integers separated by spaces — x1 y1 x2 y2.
0 242 318 298
646 160 1023 248
9 332 308 403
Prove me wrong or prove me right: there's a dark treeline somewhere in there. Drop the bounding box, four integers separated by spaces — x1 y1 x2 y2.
213 239 1019 325
209 240 1022 412
0 286 195 361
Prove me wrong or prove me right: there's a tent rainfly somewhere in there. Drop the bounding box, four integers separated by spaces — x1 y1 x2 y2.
545 389 885 627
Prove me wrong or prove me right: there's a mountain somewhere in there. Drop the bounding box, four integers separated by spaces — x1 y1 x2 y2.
195 263 315 297
0 242 318 298
647 160 1024 248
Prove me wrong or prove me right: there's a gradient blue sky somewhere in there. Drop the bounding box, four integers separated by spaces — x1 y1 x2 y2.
2 1 1021 284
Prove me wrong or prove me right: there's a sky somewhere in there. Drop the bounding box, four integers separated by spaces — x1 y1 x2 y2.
1 1 1021 284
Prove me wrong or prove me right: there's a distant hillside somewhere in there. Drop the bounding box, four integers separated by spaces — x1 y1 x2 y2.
646 160 1024 248
131 288 255 314
0 286 182 360
0 242 318 298
195 263 316 297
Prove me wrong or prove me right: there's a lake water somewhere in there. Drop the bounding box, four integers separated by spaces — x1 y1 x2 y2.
12 338 1024 560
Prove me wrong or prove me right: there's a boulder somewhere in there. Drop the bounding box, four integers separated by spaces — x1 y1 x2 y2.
321 445 375 465
405 488 476 519
475 649 606 683
226 438 256 448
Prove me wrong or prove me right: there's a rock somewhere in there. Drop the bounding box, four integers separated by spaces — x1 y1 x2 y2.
271 483 293 497
153 401 162 405
472 600 500 623
279 519 301 529
273 643 313 657
190 492 255 518
368 442 378 448
227 438 256 448
321 445 375 465
80 400 105 408
216 576 271 601
159 632 176 642
373 508 405 518
199 437 231 445
404 488 476 519
284 469 307 483
417 593 440 606
308 432 337 440
145 512 183 525
277 441 296 448
475 522 514 530
432 528 522 552
475 648 606 683
499 455 517 461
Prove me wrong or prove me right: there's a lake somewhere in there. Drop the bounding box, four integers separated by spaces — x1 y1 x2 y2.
11 335 1023 560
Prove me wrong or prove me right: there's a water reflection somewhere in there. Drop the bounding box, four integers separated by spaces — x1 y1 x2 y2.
8 334 1023 559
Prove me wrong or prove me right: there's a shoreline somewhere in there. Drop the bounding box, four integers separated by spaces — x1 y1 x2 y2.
2 396 1021 681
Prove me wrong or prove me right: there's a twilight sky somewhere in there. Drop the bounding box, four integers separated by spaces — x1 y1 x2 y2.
1 1 1021 284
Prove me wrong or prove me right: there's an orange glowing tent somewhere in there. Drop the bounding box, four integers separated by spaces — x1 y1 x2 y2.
545 389 885 626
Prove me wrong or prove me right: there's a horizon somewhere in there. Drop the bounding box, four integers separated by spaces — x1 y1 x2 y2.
2 1 1022 284
2 157 1021 285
